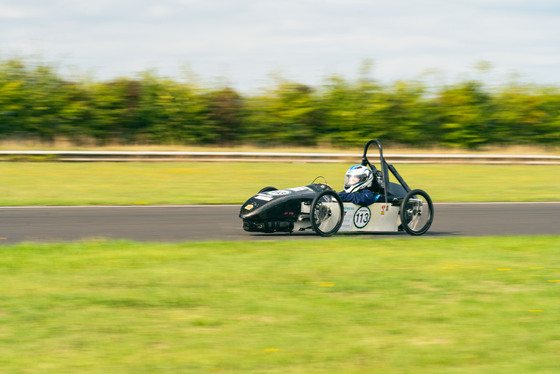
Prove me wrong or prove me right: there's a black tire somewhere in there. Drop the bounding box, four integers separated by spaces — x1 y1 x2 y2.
400 189 434 236
310 190 344 237
259 186 277 193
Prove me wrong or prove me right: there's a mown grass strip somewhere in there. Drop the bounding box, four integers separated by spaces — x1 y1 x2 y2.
1 236 559 373
1 162 559 205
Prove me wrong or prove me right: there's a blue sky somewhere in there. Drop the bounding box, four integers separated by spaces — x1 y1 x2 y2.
1 0 559 92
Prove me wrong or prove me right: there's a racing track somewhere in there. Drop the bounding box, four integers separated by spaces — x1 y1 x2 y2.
1 203 559 244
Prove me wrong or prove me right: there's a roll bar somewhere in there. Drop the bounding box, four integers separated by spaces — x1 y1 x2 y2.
361 140 411 207
361 140 389 207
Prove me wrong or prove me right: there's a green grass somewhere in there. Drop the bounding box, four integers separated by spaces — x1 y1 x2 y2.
1 162 559 205
1 237 560 373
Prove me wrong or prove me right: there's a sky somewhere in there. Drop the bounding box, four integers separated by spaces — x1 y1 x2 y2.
1 0 559 92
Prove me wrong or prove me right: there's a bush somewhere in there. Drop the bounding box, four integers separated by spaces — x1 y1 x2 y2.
1 57 559 148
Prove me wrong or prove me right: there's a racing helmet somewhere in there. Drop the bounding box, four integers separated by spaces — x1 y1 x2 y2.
343 165 373 193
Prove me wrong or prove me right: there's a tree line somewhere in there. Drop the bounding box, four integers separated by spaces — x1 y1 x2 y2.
1 58 559 149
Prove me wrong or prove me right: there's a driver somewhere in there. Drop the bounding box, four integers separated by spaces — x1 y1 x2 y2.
338 165 377 206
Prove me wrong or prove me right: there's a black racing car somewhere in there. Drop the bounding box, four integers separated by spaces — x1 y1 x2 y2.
239 140 434 236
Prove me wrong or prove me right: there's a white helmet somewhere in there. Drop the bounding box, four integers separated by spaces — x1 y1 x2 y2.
344 165 373 193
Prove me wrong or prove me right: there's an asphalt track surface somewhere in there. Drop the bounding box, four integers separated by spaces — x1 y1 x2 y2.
1 203 559 244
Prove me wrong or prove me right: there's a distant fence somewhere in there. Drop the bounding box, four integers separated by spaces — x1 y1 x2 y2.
1 151 559 165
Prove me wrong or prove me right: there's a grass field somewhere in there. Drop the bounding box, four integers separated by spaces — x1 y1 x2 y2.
1 236 559 373
2 146 558 373
1 162 559 205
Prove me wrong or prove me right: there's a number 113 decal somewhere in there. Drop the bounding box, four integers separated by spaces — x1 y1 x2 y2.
353 206 371 229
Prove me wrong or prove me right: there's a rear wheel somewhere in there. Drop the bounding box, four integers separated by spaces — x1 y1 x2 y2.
310 190 344 237
400 189 434 235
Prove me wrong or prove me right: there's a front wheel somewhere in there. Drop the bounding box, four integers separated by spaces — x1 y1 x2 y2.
400 189 434 235
311 190 344 237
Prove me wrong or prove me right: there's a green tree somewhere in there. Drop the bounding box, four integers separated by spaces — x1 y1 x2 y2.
136 73 209 144
0 58 91 143
244 82 320 146
376 80 431 146
204 87 245 144
490 84 560 145
88 79 142 143
432 81 494 148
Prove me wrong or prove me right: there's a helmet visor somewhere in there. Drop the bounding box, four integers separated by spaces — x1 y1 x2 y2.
344 173 362 190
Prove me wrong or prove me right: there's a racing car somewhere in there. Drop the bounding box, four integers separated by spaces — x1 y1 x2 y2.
239 139 434 236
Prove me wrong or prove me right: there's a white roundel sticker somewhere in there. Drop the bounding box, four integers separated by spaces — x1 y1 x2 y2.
353 206 371 229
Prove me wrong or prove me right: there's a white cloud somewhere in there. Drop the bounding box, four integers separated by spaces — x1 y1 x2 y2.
0 4 26 18
1 0 559 91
